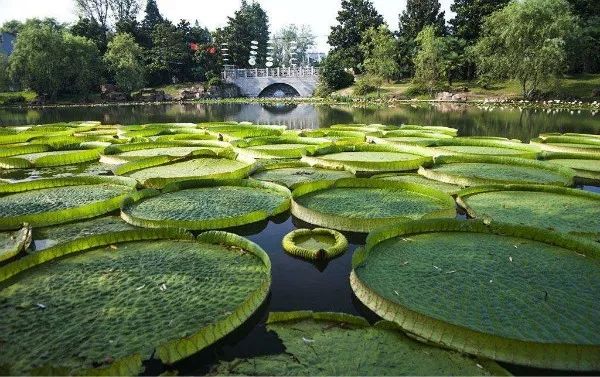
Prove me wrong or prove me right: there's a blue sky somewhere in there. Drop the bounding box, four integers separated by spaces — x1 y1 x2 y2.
0 0 455 50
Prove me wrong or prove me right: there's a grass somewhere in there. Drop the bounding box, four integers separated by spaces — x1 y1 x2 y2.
0 90 36 105
333 74 600 101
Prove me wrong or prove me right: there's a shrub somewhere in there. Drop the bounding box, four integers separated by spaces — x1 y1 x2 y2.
353 75 383 96
319 51 354 91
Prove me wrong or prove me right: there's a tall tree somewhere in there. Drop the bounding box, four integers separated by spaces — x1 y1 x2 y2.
449 0 510 43
1 20 24 35
142 0 163 31
146 22 187 85
360 25 399 81
71 18 108 53
221 0 269 68
474 0 576 98
271 24 315 67
104 33 145 92
109 0 140 24
398 0 446 40
328 0 384 72
74 0 110 30
413 25 446 91
566 0 600 73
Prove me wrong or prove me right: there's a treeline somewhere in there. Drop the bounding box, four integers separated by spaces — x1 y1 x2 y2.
319 0 600 98
0 0 281 99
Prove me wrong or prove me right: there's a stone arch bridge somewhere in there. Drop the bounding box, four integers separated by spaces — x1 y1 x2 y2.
222 67 319 98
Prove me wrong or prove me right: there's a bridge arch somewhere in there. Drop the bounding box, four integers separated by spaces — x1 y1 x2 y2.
258 83 301 98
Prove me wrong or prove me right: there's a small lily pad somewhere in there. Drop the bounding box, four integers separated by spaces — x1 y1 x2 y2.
282 228 348 260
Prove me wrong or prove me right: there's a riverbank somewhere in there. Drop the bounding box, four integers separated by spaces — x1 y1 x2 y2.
1 75 599 112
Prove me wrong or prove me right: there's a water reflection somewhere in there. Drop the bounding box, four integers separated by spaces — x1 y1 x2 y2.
1 102 598 141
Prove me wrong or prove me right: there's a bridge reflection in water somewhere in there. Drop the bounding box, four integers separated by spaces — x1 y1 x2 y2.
230 103 319 129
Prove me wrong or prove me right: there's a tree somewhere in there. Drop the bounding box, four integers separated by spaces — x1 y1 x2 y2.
1 20 24 35
109 0 140 24
0 53 9 91
9 24 100 99
318 50 355 93
271 24 316 67
71 18 108 53
565 0 600 73
398 0 446 40
74 0 110 31
360 25 399 81
474 0 576 98
104 33 145 92
141 0 163 32
449 0 510 43
221 0 270 68
328 0 384 72
413 26 446 92
146 22 188 85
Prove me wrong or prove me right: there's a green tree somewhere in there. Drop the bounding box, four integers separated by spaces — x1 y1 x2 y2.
109 0 140 24
221 0 270 68
271 24 316 67
474 0 576 98
1 20 24 35
9 24 100 99
565 0 600 73
71 18 108 53
141 0 163 32
413 25 446 92
328 0 384 72
146 22 188 85
360 25 399 81
317 50 355 94
449 0 510 42
104 33 145 92
0 53 9 91
194 43 223 83
74 0 110 31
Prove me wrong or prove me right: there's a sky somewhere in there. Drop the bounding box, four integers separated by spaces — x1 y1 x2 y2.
0 0 455 50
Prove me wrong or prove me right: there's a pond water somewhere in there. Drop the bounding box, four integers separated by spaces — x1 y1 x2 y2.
1 102 599 141
1 103 599 375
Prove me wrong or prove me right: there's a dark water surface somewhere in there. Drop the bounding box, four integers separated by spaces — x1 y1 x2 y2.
1 102 599 141
1 103 599 375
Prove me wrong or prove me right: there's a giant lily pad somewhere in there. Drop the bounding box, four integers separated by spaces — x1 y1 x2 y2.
0 225 32 262
0 229 271 375
233 136 328 159
432 138 539 159
291 178 456 233
0 149 102 169
282 228 348 260
302 144 432 175
121 179 291 230
213 311 507 376
457 184 600 239
251 161 354 188
419 155 575 186
372 173 463 195
0 176 137 230
351 218 600 371
542 153 600 184
115 152 254 188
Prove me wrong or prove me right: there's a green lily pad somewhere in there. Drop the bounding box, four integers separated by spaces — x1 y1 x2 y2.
372 173 463 195
0 229 271 375
420 155 575 186
213 311 507 376
33 216 137 251
233 136 328 159
121 179 291 230
116 154 254 188
457 184 600 239
252 161 354 188
0 176 137 230
292 178 456 233
351 219 600 371
542 154 600 184
282 228 348 260
432 138 539 159
0 225 32 262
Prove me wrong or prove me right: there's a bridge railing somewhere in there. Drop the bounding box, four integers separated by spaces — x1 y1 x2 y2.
222 67 320 80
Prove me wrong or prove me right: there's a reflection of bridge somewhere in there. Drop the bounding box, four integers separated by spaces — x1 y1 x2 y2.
222 67 320 98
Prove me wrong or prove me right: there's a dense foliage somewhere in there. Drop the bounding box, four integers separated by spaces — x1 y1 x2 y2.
104 33 145 92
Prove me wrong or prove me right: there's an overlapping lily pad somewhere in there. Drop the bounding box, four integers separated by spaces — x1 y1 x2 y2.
251 161 354 188
282 228 348 260
419 155 575 186
0 149 102 169
213 311 506 376
302 144 432 175
0 176 137 229
432 138 540 159
0 229 271 375
542 153 600 184
372 173 463 195
457 184 600 239
233 136 328 159
115 151 254 188
121 179 291 230
0 225 32 262
351 218 600 371
292 178 456 232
